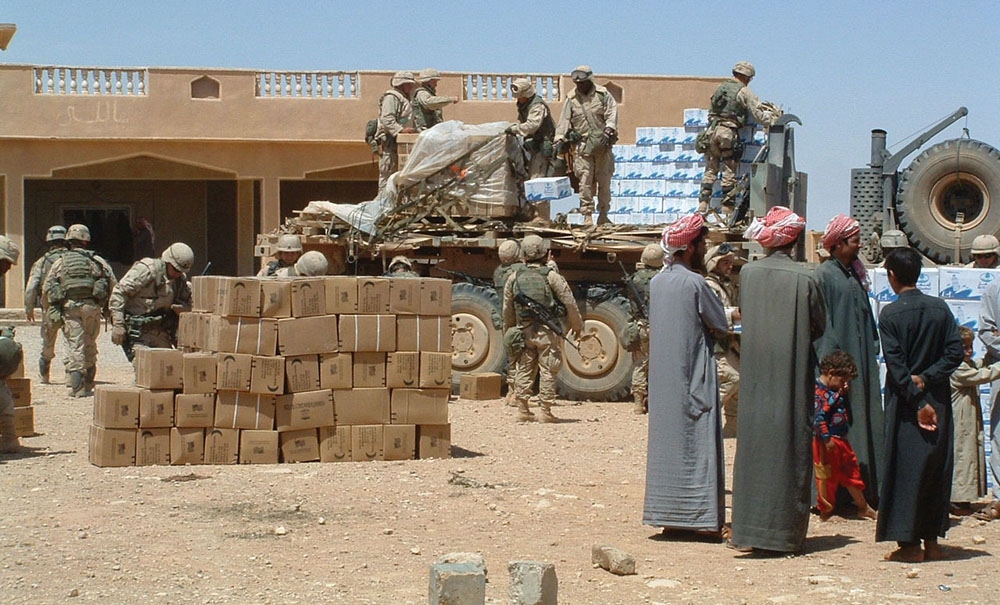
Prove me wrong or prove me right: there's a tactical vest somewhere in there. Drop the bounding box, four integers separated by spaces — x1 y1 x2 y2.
628 268 657 316
517 95 555 154
39 247 69 282
709 79 747 126
512 265 556 323
375 89 411 144
412 85 443 130
57 249 105 302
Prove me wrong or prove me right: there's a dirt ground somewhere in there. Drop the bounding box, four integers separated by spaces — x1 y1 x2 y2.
1 326 998 604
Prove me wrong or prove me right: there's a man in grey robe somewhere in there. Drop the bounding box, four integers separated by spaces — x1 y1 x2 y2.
643 214 729 535
730 206 826 552
976 280 1000 521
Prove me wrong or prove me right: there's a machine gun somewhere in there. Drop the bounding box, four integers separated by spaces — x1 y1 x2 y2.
432 266 494 289
616 260 647 321
122 308 178 362
513 289 580 353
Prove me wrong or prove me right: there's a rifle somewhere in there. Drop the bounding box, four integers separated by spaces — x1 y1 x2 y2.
513 288 581 353
121 308 178 362
432 266 494 289
617 260 647 321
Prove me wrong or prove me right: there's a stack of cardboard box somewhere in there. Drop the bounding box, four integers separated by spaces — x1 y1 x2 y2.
8 358 34 437
89 275 454 467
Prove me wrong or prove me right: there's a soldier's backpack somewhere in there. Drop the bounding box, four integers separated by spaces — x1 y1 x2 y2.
364 118 381 155
0 327 23 379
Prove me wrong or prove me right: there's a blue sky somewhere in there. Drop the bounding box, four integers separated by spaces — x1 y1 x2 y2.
3 0 998 228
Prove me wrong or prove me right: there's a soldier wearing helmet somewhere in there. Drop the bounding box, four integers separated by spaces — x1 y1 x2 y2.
967 234 1000 268
411 68 458 132
24 225 70 383
109 242 193 360
42 224 116 397
704 243 742 435
623 244 664 415
375 71 418 192
493 239 525 406
275 250 329 277
506 77 557 184
553 65 619 226
384 255 420 278
502 234 583 422
879 230 935 267
698 61 782 214
257 233 303 277
0 235 24 452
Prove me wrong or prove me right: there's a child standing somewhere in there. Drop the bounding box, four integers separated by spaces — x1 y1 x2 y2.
814 350 878 520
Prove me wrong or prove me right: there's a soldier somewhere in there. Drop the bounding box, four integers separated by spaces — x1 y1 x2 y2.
506 78 556 180
376 71 417 192
502 234 583 422
493 240 524 406
384 255 420 278
257 234 303 277
42 224 116 398
274 250 328 277
698 61 781 214
704 243 742 436
109 242 194 360
624 244 663 415
967 234 1000 268
411 68 458 131
553 65 619 227
0 235 24 453
880 230 936 267
24 225 69 383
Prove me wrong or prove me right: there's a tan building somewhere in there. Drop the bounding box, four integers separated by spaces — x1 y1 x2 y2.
0 64 722 307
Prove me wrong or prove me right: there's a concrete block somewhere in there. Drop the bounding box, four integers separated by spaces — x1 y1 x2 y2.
507 560 557 605
591 544 636 576
435 552 488 581
429 562 485 605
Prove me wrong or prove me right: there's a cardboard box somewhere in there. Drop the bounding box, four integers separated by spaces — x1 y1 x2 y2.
396 316 451 352
334 387 390 425
136 428 171 466
89 426 137 467
139 389 175 428
357 278 391 314
204 428 239 464
351 424 384 461
390 388 450 424
419 352 451 388
459 372 502 400
280 428 320 463
353 352 386 388
93 386 141 428
191 275 220 313
174 393 215 428
339 315 396 352
135 348 184 390
217 353 253 391
290 278 327 317
209 316 278 355
389 278 421 315
325 276 358 314
524 176 573 201
277 315 339 356
319 353 352 390
182 353 218 394
250 355 285 395
319 425 351 462
417 424 451 459
177 312 209 350
939 267 1000 301
170 427 205 465
216 277 262 317
285 355 321 392
275 389 335 431
386 352 420 388
8 377 31 407
214 392 276 430
14 406 34 437
239 429 279 464
419 278 452 316
872 267 938 302
260 279 292 318
383 424 416 461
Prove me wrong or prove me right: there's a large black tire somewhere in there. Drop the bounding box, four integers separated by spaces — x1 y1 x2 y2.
897 138 1000 264
450 282 507 393
555 294 634 402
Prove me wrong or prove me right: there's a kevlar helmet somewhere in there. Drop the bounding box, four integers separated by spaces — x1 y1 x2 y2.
521 234 547 261
0 235 19 265
391 71 416 87
705 243 736 273
161 242 194 273
418 68 441 83
879 230 908 249
971 234 1000 256
0 331 23 379
276 233 303 253
733 61 755 78
46 225 67 242
66 224 91 243
389 255 414 271
498 240 521 264
640 243 664 268
510 77 535 99
571 65 593 82
294 250 329 276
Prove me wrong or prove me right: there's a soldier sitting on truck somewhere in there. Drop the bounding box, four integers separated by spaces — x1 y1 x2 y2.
384 255 420 278
274 250 328 278
257 234 303 277
967 234 1000 268
411 68 458 132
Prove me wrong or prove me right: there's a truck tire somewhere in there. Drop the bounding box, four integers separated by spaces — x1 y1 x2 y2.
450 282 507 393
556 294 633 402
897 138 1000 264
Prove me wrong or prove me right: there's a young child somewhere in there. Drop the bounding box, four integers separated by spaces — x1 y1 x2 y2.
949 326 1000 515
814 350 878 520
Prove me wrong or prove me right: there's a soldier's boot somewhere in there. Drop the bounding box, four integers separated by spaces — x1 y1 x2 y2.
68 371 85 398
697 186 713 214
596 212 611 226
516 399 535 423
538 400 558 423
504 388 517 407
39 358 50 384
632 392 648 415
0 416 22 453
83 367 97 397
581 212 594 227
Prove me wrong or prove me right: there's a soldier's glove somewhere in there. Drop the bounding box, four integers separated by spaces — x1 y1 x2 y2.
111 325 127 345
504 125 517 136
552 139 567 155
599 127 618 148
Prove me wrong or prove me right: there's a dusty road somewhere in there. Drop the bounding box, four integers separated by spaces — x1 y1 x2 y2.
1 326 997 604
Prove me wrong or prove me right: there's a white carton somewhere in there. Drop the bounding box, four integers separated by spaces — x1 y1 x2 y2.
683 108 709 127
524 177 572 201
947 300 981 331
938 267 1000 300
617 180 643 196
871 268 939 302
638 180 667 197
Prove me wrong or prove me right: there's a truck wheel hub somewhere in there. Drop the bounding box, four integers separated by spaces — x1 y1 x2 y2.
451 312 489 368
563 318 619 377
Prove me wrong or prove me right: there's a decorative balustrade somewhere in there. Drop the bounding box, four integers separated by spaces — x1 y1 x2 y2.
33 66 147 95
255 71 359 99
462 73 561 102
